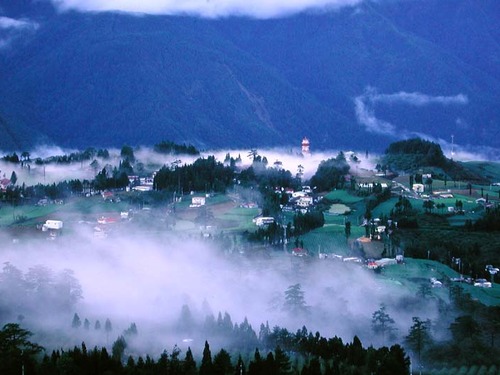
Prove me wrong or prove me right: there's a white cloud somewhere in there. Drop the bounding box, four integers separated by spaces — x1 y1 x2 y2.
354 95 397 136
354 86 469 137
0 16 39 30
371 91 468 106
0 16 39 50
51 0 362 18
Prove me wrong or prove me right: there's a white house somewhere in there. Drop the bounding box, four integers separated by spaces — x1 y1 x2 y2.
43 220 63 230
413 183 425 193
253 217 274 226
297 196 313 208
190 196 206 207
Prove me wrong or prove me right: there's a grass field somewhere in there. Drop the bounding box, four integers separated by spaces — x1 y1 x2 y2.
380 258 500 306
325 189 364 203
0 204 59 226
462 161 500 183
217 206 260 232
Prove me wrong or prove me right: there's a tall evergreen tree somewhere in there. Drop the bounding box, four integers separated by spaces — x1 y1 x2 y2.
72 313 81 328
372 304 397 345
199 341 213 375
405 317 432 372
283 284 309 315
111 336 127 363
184 347 197 375
213 348 233 375
274 346 292 375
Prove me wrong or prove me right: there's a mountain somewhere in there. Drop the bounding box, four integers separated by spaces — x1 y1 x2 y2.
0 0 498 154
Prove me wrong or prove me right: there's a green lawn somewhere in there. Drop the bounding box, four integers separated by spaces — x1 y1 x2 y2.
380 258 500 306
371 197 401 218
324 189 364 204
297 221 365 257
217 207 260 231
0 204 59 226
0 195 133 227
462 161 500 182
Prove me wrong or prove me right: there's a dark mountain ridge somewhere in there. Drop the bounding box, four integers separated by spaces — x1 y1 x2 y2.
0 0 498 153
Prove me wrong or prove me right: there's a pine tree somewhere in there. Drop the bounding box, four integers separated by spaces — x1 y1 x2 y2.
199 341 213 375
283 284 309 315
248 348 263 375
371 304 397 345
183 347 197 375
405 317 432 371
72 313 81 328
274 346 292 375
213 348 233 375
111 336 127 362
234 355 246 375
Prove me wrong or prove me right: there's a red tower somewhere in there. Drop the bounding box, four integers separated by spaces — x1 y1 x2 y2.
301 137 310 155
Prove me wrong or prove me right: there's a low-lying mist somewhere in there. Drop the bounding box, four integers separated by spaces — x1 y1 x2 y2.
0 229 441 355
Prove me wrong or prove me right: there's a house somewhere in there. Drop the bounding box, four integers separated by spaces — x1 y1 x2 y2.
190 196 206 207
132 185 153 192
292 247 308 257
97 216 118 225
413 183 425 193
475 198 487 205
0 178 11 191
253 216 274 226
42 220 63 230
375 258 397 267
297 196 313 208
292 191 307 198
474 278 492 288
430 278 443 288
101 191 114 200
42 220 63 238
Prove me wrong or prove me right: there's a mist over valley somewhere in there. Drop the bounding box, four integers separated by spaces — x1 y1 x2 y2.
1 0 500 373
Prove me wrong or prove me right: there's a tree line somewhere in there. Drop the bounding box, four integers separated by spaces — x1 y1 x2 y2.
0 322 410 375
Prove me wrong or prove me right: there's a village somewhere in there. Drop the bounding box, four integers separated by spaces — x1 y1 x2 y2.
1 138 497 300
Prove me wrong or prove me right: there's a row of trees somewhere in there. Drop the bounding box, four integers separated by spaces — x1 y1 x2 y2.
0 322 411 375
1 148 111 166
153 156 234 194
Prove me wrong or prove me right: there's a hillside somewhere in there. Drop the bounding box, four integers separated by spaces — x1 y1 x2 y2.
0 0 498 152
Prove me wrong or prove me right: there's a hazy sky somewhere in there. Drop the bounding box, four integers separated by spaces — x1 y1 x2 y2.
50 0 363 18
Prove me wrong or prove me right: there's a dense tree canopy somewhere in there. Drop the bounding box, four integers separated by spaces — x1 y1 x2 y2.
309 152 350 192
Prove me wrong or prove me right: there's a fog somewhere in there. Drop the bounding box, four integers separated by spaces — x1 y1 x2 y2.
0 143 489 357
208 148 377 180
1 143 497 200
0 227 442 355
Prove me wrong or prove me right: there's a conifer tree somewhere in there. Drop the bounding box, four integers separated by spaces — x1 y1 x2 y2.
72 313 81 328
184 347 197 375
199 341 213 375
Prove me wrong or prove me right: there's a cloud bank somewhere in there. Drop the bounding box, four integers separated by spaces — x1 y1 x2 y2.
0 16 39 30
354 87 469 137
51 0 362 18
